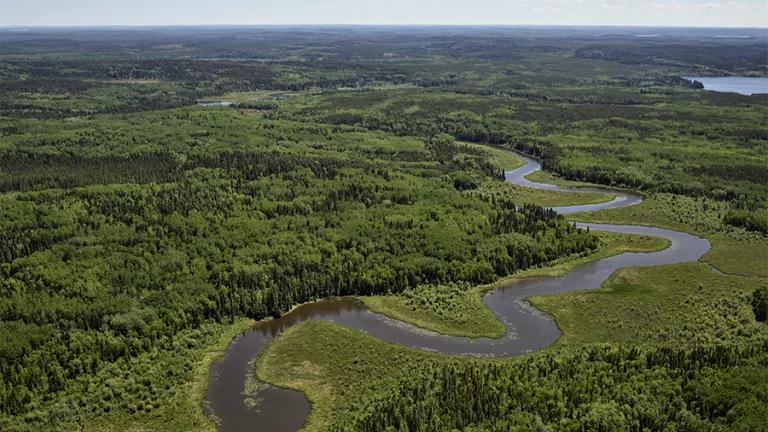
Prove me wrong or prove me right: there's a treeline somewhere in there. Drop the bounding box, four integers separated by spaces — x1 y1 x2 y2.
0 153 182 193
0 150 375 194
575 40 768 74
346 339 768 432
1 59 277 89
725 209 768 235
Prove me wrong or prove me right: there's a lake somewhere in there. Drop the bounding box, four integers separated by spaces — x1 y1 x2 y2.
685 77 768 96
197 101 235 107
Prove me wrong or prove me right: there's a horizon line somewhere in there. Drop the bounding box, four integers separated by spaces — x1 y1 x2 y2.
2 23 767 30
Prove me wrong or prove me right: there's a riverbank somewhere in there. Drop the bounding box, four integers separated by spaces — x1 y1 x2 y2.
205 148 764 431
531 261 767 346
79 318 255 432
361 231 670 339
228 149 714 430
571 193 768 277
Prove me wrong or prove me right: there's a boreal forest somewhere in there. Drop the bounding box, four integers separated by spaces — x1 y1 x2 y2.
0 26 766 432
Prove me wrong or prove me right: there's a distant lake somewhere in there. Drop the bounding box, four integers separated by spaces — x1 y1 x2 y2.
685 77 768 96
197 100 234 107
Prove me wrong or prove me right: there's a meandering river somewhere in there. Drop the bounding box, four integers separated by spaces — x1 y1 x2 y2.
204 151 711 432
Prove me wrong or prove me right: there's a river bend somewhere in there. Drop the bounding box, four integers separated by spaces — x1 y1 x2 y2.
204 150 710 432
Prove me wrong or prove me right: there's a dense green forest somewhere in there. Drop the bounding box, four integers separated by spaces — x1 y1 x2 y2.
0 109 601 429
0 27 766 431
352 340 768 432
277 88 768 209
5 27 760 229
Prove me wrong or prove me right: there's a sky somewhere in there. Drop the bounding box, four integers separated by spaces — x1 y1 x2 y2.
0 0 766 27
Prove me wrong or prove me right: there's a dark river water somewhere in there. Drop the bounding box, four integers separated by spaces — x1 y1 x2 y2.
204 151 711 432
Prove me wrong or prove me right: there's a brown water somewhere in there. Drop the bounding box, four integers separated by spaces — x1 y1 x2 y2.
204 150 710 432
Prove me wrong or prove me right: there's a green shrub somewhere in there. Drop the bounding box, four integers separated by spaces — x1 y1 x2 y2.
751 286 768 322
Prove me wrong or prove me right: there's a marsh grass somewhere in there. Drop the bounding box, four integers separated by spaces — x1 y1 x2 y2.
572 192 768 276
362 283 506 339
362 231 670 338
256 321 438 432
531 263 767 346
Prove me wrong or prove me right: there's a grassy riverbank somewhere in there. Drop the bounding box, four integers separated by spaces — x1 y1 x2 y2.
78 318 254 432
256 321 440 432
464 142 526 170
531 262 766 346
361 231 670 338
257 311 768 432
510 231 670 279
571 193 768 277
256 183 767 432
361 283 506 339
525 169 603 189
488 182 615 208
472 143 614 207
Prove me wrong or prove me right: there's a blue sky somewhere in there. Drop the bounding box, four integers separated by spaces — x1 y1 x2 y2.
1 0 766 27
